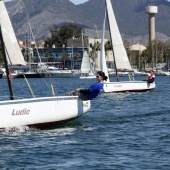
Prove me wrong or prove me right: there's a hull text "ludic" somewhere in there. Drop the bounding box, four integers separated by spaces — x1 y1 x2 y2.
12 108 30 116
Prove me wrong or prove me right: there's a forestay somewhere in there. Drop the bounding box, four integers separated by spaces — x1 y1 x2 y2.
106 0 131 70
0 1 26 65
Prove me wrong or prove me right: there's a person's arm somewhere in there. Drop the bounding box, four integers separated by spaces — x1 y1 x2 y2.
75 88 90 94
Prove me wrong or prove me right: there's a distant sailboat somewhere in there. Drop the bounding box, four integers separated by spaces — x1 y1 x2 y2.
80 51 96 79
0 0 90 130
80 31 96 79
100 0 156 93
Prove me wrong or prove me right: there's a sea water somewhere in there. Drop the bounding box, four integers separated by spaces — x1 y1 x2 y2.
0 76 170 169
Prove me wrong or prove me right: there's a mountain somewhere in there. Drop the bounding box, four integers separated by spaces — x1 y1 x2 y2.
5 0 170 44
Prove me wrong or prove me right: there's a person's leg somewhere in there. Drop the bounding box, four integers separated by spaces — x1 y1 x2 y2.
147 79 154 83
78 93 89 101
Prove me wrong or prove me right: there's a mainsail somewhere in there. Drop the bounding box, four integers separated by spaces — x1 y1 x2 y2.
105 0 131 70
0 1 26 65
100 9 109 81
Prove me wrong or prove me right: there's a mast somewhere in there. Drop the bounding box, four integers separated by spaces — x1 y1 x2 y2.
82 30 84 52
0 24 14 100
105 0 119 81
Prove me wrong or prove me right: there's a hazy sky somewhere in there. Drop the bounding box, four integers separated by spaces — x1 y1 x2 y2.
4 0 89 5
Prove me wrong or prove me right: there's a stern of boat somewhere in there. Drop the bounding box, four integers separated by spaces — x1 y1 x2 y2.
82 100 91 114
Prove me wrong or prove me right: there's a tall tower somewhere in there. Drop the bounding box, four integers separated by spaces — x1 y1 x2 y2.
146 5 158 44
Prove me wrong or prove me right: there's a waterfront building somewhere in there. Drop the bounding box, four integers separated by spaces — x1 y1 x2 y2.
33 47 88 70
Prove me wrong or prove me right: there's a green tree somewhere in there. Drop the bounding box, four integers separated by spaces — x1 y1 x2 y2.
45 24 83 48
44 52 52 62
89 41 100 65
104 40 112 51
140 49 150 70
61 51 68 69
73 52 80 69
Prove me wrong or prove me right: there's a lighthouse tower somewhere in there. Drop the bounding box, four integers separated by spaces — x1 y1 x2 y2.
146 5 158 44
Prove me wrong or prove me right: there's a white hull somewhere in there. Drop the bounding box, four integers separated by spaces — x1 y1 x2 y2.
154 71 169 76
44 71 80 78
80 75 96 79
0 96 90 130
104 81 155 93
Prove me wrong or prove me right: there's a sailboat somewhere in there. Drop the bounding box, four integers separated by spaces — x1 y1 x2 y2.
80 31 96 79
101 0 156 93
80 51 96 79
0 0 90 130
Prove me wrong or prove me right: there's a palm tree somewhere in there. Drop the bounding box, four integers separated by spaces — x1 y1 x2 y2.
73 52 80 69
89 41 100 69
61 51 68 69
44 52 52 62
105 40 112 51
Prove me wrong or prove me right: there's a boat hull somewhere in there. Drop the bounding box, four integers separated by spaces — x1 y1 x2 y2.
80 75 96 79
0 96 90 130
44 72 80 78
14 72 45 78
0 73 3 78
103 81 156 93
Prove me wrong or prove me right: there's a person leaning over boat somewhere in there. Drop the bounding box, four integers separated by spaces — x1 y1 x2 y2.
146 70 155 83
75 71 108 101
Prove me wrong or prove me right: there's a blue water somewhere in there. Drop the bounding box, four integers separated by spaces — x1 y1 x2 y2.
0 76 170 169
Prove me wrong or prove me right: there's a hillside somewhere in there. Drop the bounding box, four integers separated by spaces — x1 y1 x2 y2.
5 0 170 45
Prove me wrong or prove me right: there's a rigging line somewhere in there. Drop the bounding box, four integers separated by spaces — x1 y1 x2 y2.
28 22 41 62
21 0 56 95
23 74 35 98
21 0 41 62
41 74 56 96
29 0 46 60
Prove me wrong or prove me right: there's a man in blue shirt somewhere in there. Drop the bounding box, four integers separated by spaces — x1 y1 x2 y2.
75 71 108 101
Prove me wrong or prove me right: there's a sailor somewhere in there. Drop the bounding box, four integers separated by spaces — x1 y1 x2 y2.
75 71 108 101
147 70 155 83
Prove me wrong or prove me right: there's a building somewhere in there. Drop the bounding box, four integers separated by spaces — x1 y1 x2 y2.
33 47 87 70
129 44 147 69
32 37 114 70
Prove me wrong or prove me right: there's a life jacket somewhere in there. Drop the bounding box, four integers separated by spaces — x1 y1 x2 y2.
148 73 155 79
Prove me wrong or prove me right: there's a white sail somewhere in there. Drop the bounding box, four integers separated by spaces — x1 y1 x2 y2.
0 1 26 65
81 51 95 75
106 0 131 70
100 9 109 81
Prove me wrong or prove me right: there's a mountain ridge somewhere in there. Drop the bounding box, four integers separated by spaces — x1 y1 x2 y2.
4 0 170 45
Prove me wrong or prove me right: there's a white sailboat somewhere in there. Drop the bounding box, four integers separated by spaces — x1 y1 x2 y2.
101 0 156 93
80 30 96 79
80 51 96 79
0 0 90 131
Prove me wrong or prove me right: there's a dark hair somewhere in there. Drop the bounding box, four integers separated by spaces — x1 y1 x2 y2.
97 71 108 81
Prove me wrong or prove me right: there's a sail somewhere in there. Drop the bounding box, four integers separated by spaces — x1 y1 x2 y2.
0 1 26 65
106 0 131 70
81 51 94 75
100 9 109 81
